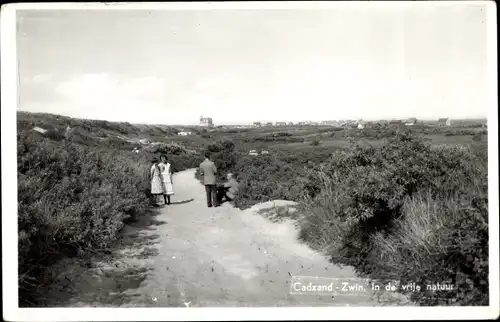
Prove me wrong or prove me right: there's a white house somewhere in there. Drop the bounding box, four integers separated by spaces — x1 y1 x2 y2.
249 150 259 156
139 139 150 145
405 117 418 126
261 150 269 155
32 126 47 134
178 131 192 136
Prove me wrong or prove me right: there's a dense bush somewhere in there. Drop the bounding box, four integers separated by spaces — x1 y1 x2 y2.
310 139 321 146
299 133 488 305
197 139 239 182
17 132 152 305
231 154 310 208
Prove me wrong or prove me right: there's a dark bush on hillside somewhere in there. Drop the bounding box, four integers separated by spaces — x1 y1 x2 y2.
17 131 151 305
311 139 320 146
202 139 239 181
300 133 488 305
272 132 293 137
287 137 306 143
17 119 37 132
44 129 66 141
245 134 305 144
232 153 311 208
144 142 193 155
99 136 136 150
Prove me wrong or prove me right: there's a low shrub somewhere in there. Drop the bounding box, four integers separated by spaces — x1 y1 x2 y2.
17 131 152 305
310 139 321 146
299 133 488 305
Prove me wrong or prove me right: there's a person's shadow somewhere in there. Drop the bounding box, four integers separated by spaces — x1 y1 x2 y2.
169 198 195 205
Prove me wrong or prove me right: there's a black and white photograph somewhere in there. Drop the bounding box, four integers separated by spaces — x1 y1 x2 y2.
1 1 499 321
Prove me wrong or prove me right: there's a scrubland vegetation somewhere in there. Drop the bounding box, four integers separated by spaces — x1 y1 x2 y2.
17 112 201 306
17 111 488 306
198 128 489 306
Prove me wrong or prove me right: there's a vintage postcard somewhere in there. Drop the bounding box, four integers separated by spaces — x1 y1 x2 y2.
1 1 498 321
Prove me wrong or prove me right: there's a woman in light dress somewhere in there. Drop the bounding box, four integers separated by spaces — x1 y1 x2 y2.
150 157 165 206
159 154 174 205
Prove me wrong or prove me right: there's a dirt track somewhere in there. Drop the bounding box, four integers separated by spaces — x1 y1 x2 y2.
49 169 411 307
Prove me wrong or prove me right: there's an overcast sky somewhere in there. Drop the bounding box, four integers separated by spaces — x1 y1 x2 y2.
17 3 491 125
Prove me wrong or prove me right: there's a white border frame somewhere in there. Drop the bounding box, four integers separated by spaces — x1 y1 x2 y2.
2 1 499 321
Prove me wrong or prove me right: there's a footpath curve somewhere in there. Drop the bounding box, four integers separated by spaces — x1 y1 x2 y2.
56 168 410 307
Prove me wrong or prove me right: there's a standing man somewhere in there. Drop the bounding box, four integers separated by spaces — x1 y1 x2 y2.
199 152 219 208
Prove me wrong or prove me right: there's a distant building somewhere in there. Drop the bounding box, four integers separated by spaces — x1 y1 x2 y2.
266 122 273 126
261 150 269 155
178 131 192 136
298 121 307 126
310 122 319 126
390 119 403 125
275 122 287 126
356 120 367 129
139 138 150 145
438 118 452 126
253 122 262 127
249 150 259 156
200 115 214 127
288 122 294 126
32 126 47 134
405 117 418 126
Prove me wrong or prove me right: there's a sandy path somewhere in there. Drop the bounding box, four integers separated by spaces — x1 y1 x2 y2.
56 169 410 307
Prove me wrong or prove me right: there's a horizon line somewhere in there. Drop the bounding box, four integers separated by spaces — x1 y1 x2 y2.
17 110 488 127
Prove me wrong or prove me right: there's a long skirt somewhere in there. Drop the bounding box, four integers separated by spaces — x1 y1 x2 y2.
151 175 165 195
163 179 174 195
